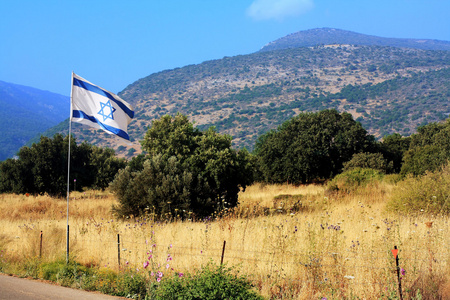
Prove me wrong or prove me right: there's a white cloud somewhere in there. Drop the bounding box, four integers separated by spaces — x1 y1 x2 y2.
247 0 314 21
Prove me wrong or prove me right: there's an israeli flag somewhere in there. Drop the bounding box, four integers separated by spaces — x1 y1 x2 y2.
71 73 134 141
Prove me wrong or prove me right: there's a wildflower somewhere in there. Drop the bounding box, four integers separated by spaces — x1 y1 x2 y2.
401 268 406 276
125 261 129 265
143 261 149 269
151 271 154 276
178 272 184 277
157 277 161 282
166 264 170 269
148 255 153 260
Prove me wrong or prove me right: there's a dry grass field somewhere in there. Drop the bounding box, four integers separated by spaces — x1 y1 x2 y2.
0 182 449 299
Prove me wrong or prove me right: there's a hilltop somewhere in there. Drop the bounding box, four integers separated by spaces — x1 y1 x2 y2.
260 27 450 52
34 28 450 157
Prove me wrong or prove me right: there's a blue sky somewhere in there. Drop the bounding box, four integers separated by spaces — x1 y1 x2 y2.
1 0 449 96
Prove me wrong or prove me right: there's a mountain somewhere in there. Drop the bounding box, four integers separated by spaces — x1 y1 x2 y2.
38 28 450 157
0 81 69 161
260 28 450 52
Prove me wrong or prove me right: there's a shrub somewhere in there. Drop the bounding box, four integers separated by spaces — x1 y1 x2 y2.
343 152 392 173
327 168 384 193
116 272 147 299
152 262 264 300
387 162 450 215
41 260 92 287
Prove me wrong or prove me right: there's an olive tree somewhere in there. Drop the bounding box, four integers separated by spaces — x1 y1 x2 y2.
110 114 254 219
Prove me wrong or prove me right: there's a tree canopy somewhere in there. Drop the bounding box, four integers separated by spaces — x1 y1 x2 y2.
254 109 376 184
0 134 125 196
110 114 254 219
401 120 450 176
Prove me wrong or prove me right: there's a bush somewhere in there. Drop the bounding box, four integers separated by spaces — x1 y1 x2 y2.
343 152 392 173
40 260 147 298
387 162 450 215
116 272 147 298
327 168 384 193
41 260 92 287
152 262 264 300
111 155 192 218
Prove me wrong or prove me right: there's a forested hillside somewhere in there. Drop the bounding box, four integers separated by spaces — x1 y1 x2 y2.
39 29 450 156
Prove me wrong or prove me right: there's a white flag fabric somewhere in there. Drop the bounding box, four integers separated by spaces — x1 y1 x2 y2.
71 73 134 141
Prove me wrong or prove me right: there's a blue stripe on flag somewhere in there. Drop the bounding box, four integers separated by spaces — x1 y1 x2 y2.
73 77 134 119
72 110 130 140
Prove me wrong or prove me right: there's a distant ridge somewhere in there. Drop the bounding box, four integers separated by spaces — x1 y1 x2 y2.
0 80 69 160
260 28 450 52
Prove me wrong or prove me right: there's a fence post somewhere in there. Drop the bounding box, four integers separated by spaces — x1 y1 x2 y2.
220 240 226 265
117 234 121 269
392 245 403 300
39 231 43 258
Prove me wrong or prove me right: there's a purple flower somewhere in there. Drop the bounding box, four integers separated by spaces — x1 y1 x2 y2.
166 264 170 269
178 272 184 277
157 277 161 282
401 268 406 276
143 261 149 269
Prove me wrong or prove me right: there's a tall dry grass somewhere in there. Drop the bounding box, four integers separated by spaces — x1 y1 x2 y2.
0 183 449 299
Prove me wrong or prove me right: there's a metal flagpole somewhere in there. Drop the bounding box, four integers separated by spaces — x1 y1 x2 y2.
66 72 74 263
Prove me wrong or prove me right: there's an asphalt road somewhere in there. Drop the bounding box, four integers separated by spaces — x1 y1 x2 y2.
0 274 126 300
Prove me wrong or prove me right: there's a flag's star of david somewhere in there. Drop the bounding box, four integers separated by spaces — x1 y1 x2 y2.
98 100 116 122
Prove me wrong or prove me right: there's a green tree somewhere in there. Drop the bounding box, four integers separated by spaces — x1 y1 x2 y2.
0 134 123 196
254 109 376 184
90 147 126 190
111 114 254 219
380 133 411 173
401 120 450 176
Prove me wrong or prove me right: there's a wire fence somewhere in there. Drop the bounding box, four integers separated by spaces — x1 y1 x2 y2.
2 229 449 294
